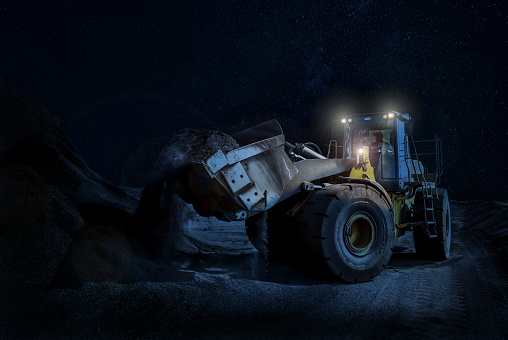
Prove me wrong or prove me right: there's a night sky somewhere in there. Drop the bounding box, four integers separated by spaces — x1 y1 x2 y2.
0 1 505 200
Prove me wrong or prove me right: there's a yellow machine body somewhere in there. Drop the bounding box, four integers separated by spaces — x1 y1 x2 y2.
349 146 376 181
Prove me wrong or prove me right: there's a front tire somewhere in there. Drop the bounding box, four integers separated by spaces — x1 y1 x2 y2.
298 183 394 283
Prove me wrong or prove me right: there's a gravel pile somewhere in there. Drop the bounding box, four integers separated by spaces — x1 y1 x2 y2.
152 128 239 176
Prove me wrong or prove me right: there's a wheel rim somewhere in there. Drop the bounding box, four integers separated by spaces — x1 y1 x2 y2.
343 212 376 256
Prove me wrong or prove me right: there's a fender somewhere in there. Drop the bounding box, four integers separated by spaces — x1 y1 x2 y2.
336 176 394 213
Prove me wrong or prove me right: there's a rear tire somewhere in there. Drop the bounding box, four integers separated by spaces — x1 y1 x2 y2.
245 194 302 260
245 212 268 257
413 188 451 260
298 183 394 283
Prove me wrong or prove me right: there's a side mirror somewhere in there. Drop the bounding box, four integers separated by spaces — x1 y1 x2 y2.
404 122 413 135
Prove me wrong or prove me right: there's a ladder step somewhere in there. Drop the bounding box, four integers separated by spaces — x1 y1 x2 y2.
428 224 438 237
420 226 438 238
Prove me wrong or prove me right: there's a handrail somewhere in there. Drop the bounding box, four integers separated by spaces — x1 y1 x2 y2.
404 134 428 186
403 134 443 196
327 140 338 159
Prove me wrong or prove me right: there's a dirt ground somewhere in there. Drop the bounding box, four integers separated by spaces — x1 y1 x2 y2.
2 201 506 339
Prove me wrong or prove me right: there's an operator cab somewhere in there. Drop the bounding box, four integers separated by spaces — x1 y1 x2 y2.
334 111 413 192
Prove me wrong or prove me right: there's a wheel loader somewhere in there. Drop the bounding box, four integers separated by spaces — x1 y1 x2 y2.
164 111 451 283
